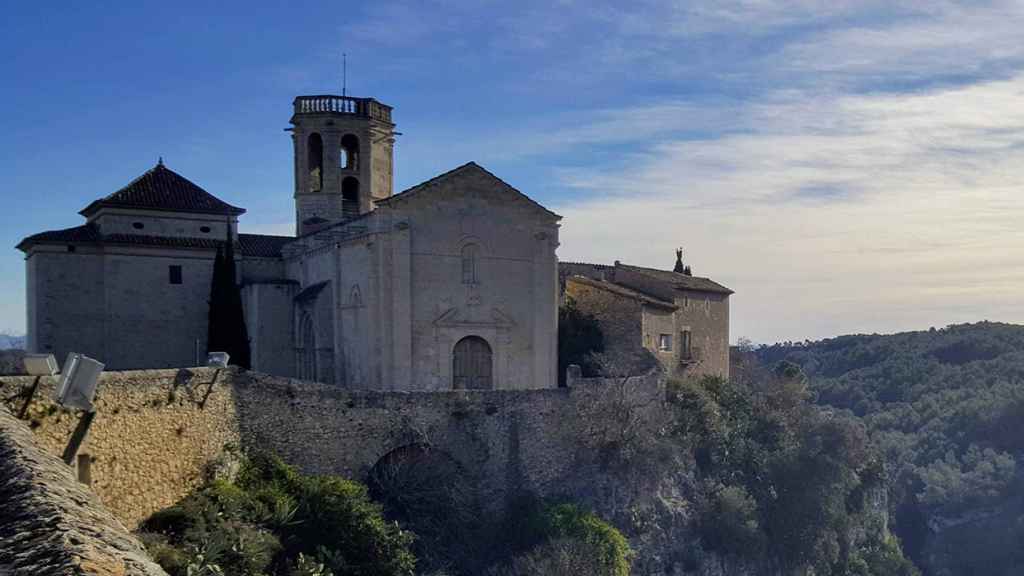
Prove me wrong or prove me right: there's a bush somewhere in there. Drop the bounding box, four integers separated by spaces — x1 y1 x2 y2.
138 451 415 576
698 485 764 558
502 501 632 576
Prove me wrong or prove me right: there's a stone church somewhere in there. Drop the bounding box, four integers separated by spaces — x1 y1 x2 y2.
18 95 560 391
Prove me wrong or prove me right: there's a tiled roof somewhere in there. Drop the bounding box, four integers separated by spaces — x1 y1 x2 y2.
618 264 734 295
79 162 245 217
567 275 677 309
16 224 293 259
294 280 329 303
375 162 561 220
238 234 294 258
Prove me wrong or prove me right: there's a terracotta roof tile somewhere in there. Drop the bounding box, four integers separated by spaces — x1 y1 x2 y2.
79 163 244 217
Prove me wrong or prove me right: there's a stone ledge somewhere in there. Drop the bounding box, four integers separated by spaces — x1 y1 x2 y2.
0 405 167 575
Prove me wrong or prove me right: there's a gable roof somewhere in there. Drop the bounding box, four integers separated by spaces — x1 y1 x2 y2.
374 162 561 221
617 263 734 295
16 223 292 259
79 162 245 217
567 275 677 309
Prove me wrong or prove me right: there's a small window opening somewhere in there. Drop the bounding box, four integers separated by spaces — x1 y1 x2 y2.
169 265 183 285
658 333 673 351
342 176 360 219
67 245 76 253
461 244 478 284
307 132 323 192
340 133 360 170
132 222 145 230
77 454 92 486
200 226 211 233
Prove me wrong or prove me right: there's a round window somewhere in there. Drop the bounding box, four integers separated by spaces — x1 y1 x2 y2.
132 222 144 230
200 226 211 233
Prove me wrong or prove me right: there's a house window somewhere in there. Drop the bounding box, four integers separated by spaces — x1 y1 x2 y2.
169 265 182 285
132 222 145 230
658 333 672 351
461 244 478 284
680 330 693 359
200 226 211 233
67 245 76 253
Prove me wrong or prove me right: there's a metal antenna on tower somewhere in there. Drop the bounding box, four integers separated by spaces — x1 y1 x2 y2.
342 52 347 97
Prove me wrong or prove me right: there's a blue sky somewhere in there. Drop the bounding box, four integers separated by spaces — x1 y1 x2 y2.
3 1 1024 343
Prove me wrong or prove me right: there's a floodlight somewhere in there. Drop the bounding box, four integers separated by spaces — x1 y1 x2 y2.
55 353 104 411
207 352 230 368
23 353 59 376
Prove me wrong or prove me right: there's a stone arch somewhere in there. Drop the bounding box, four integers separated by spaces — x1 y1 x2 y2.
340 133 359 170
366 443 482 571
307 133 323 192
453 335 492 390
342 176 360 219
297 311 317 380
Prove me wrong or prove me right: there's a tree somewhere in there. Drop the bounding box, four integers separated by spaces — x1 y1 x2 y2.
207 222 251 369
557 298 604 386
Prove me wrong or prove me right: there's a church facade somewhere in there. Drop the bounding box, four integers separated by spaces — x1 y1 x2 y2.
18 95 560 391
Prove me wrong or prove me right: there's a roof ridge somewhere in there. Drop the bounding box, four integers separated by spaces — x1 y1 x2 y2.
376 161 561 220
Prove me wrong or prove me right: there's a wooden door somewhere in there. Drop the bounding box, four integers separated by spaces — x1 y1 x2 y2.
453 336 492 390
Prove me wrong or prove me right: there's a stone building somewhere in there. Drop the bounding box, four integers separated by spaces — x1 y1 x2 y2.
561 256 732 379
18 94 560 390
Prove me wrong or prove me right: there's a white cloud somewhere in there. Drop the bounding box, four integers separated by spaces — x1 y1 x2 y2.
551 75 1024 342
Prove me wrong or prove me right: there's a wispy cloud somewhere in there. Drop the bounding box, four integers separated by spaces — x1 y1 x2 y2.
552 75 1024 341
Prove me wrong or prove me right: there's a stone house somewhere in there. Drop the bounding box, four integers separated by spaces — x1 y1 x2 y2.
561 258 732 379
17 94 560 391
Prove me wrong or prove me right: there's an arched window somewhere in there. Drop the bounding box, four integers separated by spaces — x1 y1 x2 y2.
453 336 492 390
297 312 317 380
307 133 323 192
342 176 360 219
461 244 478 284
340 134 359 170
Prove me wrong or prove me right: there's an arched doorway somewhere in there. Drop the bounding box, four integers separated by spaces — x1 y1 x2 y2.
453 336 492 390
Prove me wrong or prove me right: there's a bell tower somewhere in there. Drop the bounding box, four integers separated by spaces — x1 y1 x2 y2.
289 95 396 235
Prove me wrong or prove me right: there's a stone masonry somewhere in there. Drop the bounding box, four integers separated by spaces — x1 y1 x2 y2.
0 366 665 529
0 404 168 575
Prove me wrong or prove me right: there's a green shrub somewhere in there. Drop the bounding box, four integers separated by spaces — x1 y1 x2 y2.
505 501 632 576
698 485 764 558
138 451 415 576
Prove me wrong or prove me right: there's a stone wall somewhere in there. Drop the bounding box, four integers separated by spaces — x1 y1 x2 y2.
0 365 665 528
0 404 168 575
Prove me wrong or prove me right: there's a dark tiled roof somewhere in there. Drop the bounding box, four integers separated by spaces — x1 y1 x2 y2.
618 263 734 295
294 280 329 303
238 234 294 258
79 162 245 217
567 275 677 309
17 224 292 259
375 162 561 220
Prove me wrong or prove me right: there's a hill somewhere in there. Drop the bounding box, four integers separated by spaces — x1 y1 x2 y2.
0 334 24 350
748 322 1024 576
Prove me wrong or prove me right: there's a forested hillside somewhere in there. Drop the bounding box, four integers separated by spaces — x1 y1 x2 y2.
748 322 1024 576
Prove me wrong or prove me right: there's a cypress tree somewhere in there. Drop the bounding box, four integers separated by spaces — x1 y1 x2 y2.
206 222 251 369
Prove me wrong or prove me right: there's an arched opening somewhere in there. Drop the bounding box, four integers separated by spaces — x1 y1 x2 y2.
453 336 492 390
367 444 482 573
460 244 479 284
297 312 317 380
340 133 360 171
307 133 323 192
342 176 360 219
